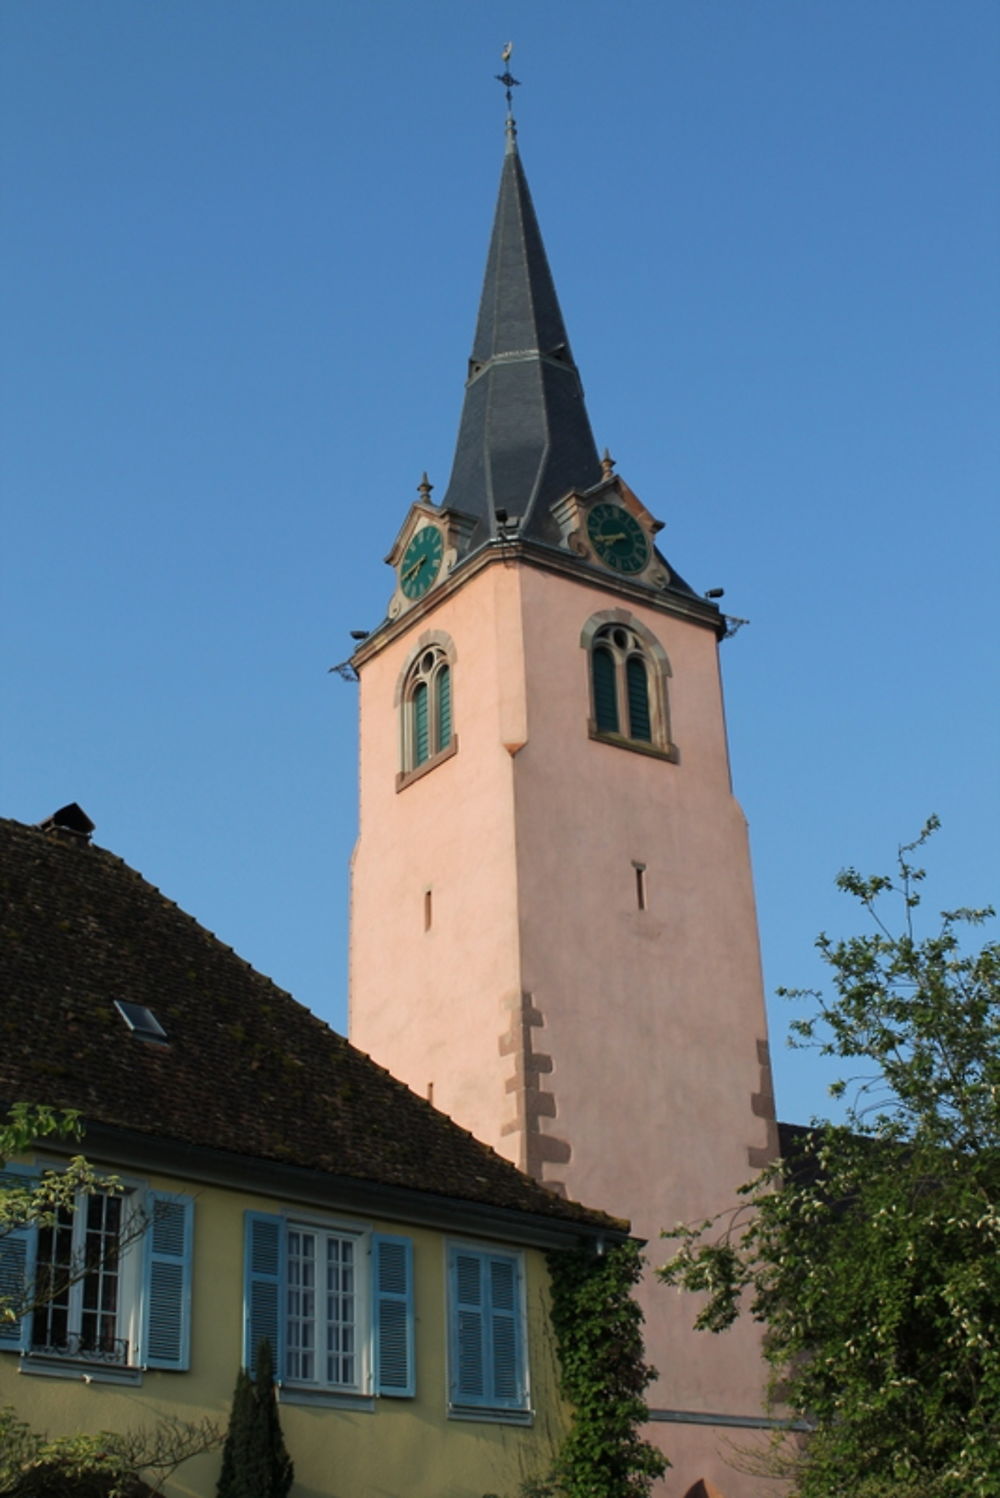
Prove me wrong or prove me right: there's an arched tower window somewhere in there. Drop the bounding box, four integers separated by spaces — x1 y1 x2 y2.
397 634 457 785
581 613 677 762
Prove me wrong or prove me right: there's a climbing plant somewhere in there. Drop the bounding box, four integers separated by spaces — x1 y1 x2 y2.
544 1239 666 1498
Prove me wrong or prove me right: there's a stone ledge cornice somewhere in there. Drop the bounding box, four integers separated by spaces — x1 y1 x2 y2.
352 541 725 669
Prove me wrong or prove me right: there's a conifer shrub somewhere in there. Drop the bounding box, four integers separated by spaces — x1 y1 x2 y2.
216 1340 293 1498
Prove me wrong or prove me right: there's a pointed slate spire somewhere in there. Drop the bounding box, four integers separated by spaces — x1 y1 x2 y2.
441 124 603 545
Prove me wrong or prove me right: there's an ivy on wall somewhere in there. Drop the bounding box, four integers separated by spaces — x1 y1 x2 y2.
543 1240 667 1498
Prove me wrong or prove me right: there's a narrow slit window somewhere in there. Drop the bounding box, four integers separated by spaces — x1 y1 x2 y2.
634 863 647 911
424 889 433 931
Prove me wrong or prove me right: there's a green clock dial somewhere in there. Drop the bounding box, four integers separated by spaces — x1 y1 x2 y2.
400 525 444 600
586 503 650 575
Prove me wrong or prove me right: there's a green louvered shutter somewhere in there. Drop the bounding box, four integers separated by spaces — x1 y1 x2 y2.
592 647 619 733
451 1249 485 1403
413 682 430 765
489 1255 522 1406
0 1167 37 1352
373 1234 414 1396
244 1212 285 1378
435 665 452 752
142 1192 193 1369
626 655 652 741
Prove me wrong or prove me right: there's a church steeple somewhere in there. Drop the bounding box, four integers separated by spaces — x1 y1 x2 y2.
352 83 777 1496
441 125 603 547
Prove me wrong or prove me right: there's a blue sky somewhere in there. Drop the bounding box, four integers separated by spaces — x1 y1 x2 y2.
3 1 998 1130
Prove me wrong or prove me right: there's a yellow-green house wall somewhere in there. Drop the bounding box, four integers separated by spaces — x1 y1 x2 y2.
1 1160 571 1498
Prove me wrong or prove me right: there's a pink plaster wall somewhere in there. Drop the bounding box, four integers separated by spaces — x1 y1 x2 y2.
513 566 777 1481
350 554 779 1498
350 562 527 1147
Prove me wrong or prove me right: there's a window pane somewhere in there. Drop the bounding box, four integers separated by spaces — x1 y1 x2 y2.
592 647 619 733
34 1208 73 1351
413 683 430 766
285 1229 360 1390
286 1230 316 1381
626 655 652 741
325 1236 356 1387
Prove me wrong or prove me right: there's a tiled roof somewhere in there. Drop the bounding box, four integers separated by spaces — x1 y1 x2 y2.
0 817 619 1232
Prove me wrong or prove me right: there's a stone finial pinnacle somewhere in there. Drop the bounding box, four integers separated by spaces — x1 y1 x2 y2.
417 472 434 504
601 448 616 479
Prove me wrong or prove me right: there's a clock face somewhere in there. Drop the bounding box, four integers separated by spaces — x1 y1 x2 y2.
586 503 650 575
400 525 444 600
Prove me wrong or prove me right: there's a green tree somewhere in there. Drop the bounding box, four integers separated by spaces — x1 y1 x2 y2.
1 1104 114 1328
0 1407 220 1497
216 1340 293 1498
1 1109 220 1496
659 821 1000 1498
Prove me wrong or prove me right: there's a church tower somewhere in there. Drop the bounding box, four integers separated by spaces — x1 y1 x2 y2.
349 112 779 1497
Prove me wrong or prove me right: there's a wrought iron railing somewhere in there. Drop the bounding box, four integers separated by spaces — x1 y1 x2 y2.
30 1333 130 1365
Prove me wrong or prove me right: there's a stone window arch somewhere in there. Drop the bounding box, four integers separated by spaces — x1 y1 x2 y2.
396 631 458 787
581 610 678 762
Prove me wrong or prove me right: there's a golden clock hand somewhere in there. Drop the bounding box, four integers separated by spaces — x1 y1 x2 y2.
402 556 427 582
601 532 627 544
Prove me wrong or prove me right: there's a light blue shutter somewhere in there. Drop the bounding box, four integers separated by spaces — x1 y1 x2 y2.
244 1212 285 1378
142 1191 194 1370
0 1167 38 1353
451 1249 485 1403
489 1255 522 1406
435 664 452 752
413 683 430 766
373 1234 414 1397
626 655 652 741
592 647 619 733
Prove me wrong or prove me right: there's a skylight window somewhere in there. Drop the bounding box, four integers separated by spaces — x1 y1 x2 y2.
114 1000 168 1043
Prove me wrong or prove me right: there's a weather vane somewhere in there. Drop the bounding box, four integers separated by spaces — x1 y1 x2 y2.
495 41 520 118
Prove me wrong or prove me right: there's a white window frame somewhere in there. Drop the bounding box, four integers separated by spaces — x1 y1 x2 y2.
30 1186 141 1368
282 1217 371 1395
0 1166 194 1382
243 1210 415 1407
